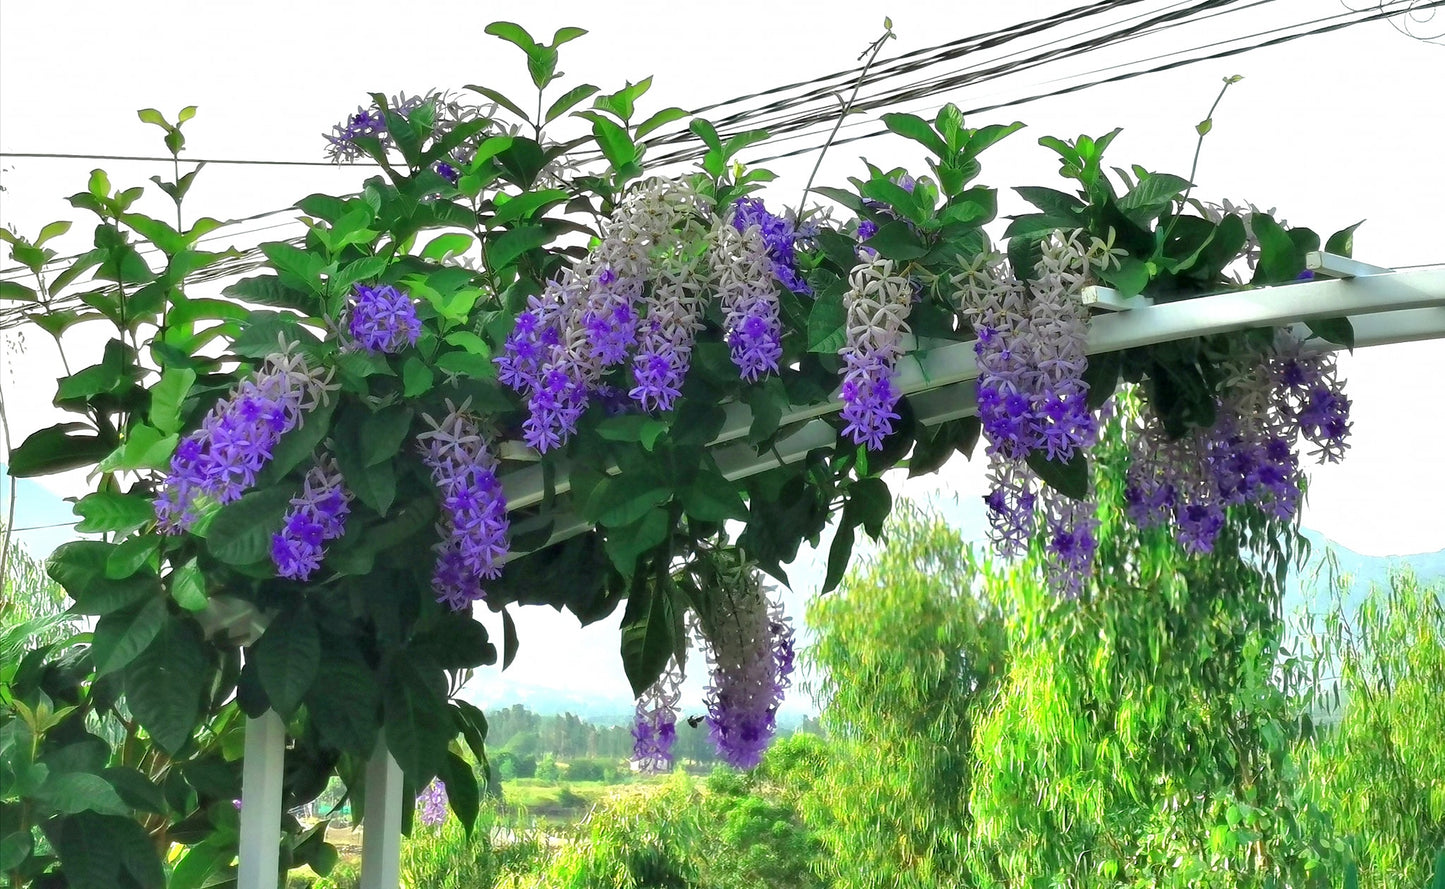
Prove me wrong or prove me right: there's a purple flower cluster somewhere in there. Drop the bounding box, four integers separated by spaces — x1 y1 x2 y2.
956 237 1102 593
700 580 793 770
1269 334 1352 463
1123 333 1346 554
270 458 352 580
838 257 915 450
631 268 706 412
713 221 783 382
324 91 490 169
496 274 592 452
155 348 333 533
497 179 712 447
632 655 683 774
347 284 421 354
418 403 509 610
730 198 810 294
416 779 448 828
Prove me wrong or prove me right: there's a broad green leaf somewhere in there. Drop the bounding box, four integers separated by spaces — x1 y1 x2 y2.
679 471 748 523
1026 449 1089 501
881 112 949 158
419 233 475 262
252 606 320 716
619 577 675 697
604 507 670 577
440 751 480 833
105 534 159 579
807 284 847 353
91 596 167 676
306 655 379 754
383 655 452 781
362 405 414 467
8 422 111 477
546 84 601 124
205 485 295 566
1325 219 1364 258
35 771 131 817
865 220 928 261
125 619 210 755
486 225 549 271
169 557 208 611
148 366 196 434
73 491 154 534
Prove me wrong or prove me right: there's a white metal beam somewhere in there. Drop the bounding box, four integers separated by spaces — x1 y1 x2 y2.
1306 251 1393 279
359 743 404 889
237 711 286 889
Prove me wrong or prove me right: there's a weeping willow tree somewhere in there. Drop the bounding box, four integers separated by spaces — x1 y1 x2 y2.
805 408 1345 889
0 520 71 665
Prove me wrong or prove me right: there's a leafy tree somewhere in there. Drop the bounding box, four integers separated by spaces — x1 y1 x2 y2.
805 503 1009 888
1305 569 1445 887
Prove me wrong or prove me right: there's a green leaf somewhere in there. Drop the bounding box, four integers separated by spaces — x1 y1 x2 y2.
73 491 154 534
690 118 723 152
0 280 38 302
91 596 167 676
148 366 196 435
35 771 131 817
1306 317 1355 352
465 84 533 124
260 241 327 293
252 606 320 717
501 608 519 670
586 477 671 528
604 507 670 577
0 828 31 872
1250 212 1303 285
221 274 318 314
589 117 638 169
410 612 496 671
822 519 855 595
419 233 476 262
306 655 379 754
1325 219 1364 258
1026 449 1089 501
260 393 337 486
1096 256 1151 299
205 485 295 566
881 112 949 157
635 106 688 139
8 422 111 477
807 285 847 353
849 477 892 538
440 750 480 833
167 838 230 889
48 541 159 615
383 655 452 782
680 471 748 523
125 618 210 755
810 186 867 215
486 225 549 271
1117 172 1191 217
169 557 208 611
546 84 602 124
105 534 159 579
403 357 435 396
619 577 675 698
596 414 670 450
362 405 414 467
98 424 177 473
865 220 928 261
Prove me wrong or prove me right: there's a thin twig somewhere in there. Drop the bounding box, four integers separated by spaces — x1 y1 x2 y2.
799 23 896 215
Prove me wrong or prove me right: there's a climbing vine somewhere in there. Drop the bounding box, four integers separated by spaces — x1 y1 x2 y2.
0 20 1365 888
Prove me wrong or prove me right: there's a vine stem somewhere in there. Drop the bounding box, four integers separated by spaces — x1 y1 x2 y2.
799 23 896 216
1159 75 1241 249
0 337 16 590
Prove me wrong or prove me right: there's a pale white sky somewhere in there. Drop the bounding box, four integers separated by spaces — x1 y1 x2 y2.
1 0 1442 712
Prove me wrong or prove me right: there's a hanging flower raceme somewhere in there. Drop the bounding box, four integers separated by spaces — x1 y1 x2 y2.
630 264 707 412
417 403 509 610
1269 332 1352 463
496 178 711 448
699 575 793 770
347 283 421 354
838 256 915 450
270 457 352 580
730 197 810 294
711 220 783 382
416 779 448 828
631 655 684 774
155 344 335 533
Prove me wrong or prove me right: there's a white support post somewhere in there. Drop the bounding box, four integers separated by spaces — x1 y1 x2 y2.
1306 250 1392 279
237 710 286 889
1081 284 1152 312
360 743 404 889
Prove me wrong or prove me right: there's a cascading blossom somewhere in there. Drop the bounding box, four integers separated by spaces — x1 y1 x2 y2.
416 779 448 828
632 655 684 774
838 256 915 449
417 402 509 610
347 283 421 354
324 90 491 168
496 178 710 447
730 197 810 294
711 220 783 382
699 574 793 769
155 343 335 533
270 457 352 580
1123 330 1346 553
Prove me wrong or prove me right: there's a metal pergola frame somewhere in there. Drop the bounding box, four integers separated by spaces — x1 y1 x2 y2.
209 252 1443 889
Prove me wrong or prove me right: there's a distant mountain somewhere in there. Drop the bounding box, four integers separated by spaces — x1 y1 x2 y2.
1285 529 1445 617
